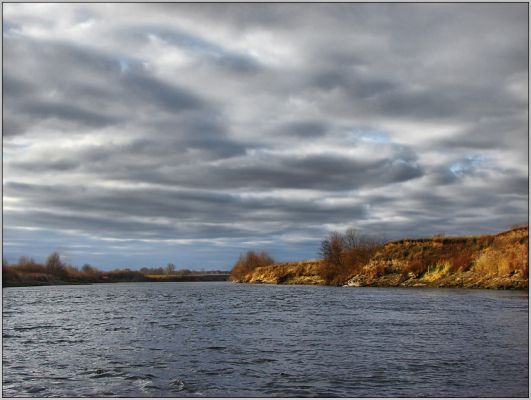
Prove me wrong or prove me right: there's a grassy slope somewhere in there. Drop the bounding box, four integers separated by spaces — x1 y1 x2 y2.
237 227 529 289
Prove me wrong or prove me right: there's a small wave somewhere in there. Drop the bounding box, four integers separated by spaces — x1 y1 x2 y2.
14 325 60 331
105 327 129 332
205 346 226 351
34 375 71 381
26 386 46 394
160 324 180 329
125 373 156 381
169 378 185 392
56 339 85 344
84 368 124 379
125 375 143 381
92 372 116 378
254 358 276 364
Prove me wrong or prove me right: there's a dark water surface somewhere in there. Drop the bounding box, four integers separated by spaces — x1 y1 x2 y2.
2 282 529 397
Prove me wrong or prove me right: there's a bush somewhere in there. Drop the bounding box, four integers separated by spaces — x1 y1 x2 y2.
15 256 46 274
104 268 144 282
320 231 345 267
46 252 68 278
318 228 384 285
2 266 21 286
230 251 274 282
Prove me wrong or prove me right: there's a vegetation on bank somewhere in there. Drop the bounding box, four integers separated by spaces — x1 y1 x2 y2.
2 254 229 287
4 226 528 289
230 226 529 289
230 251 275 282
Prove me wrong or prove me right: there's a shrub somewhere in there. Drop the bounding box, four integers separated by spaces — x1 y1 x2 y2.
15 256 46 274
318 228 384 285
2 266 21 286
230 250 274 282
104 268 144 282
46 252 68 278
320 231 345 267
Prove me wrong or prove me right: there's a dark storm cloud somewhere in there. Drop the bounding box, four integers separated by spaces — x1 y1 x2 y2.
432 116 528 152
3 75 35 97
3 37 122 135
309 65 524 123
119 71 207 113
141 115 247 158
10 142 423 191
23 100 118 127
4 181 368 230
4 36 120 80
2 3 527 267
3 35 212 136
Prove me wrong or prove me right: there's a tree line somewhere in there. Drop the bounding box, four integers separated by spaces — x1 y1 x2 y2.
2 253 229 287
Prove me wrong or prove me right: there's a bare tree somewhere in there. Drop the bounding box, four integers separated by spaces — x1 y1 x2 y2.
165 263 176 275
46 252 67 278
320 231 345 267
319 228 385 285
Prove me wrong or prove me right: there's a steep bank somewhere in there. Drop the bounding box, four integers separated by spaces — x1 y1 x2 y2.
234 227 528 289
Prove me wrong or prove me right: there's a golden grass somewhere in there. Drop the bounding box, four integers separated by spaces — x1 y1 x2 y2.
235 227 528 288
422 261 452 282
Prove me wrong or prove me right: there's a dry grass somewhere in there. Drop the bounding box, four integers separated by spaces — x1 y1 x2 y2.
473 244 528 277
249 261 324 285
229 250 275 282
421 261 452 282
237 226 528 288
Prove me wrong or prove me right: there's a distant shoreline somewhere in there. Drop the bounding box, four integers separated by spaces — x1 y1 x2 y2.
2 271 230 288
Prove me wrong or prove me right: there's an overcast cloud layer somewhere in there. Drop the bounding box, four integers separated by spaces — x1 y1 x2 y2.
3 3 528 269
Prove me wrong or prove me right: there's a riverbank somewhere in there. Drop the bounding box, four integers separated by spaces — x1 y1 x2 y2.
233 227 529 290
2 270 230 288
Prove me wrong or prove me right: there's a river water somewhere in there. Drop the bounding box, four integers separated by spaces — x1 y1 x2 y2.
2 282 529 397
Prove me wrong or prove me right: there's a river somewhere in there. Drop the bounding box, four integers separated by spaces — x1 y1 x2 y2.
2 282 528 397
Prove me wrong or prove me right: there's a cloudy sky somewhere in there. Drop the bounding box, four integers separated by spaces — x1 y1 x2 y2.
3 3 528 269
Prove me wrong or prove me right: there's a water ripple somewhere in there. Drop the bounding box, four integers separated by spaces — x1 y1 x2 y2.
2 283 529 397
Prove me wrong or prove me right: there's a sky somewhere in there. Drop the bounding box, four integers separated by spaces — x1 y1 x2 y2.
2 3 528 270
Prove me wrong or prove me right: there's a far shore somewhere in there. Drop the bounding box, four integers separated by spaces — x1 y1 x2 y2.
2 268 230 288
